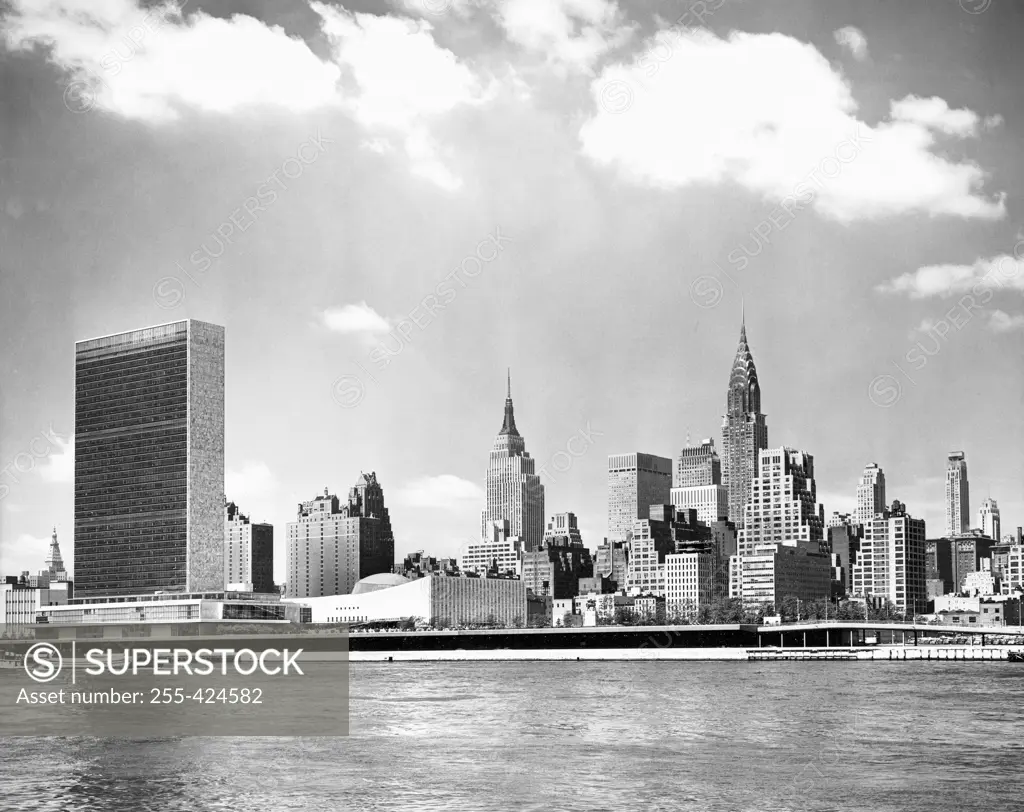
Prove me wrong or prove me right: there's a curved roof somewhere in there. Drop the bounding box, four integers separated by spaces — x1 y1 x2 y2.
351 573 411 595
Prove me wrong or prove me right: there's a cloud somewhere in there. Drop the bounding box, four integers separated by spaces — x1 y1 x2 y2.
38 433 74 484
392 475 484 510
987 309 1024 333
890 95 982 138
313 3 493 190
4 0 342 122
833 26 868 61
876 252 1024 298
5 0 491 188
322 302 393 343
579 29 1006 223
492 0 634 73
1 533 52 575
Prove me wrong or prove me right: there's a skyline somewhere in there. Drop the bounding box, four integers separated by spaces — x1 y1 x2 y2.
0 312 1018 584
2 0 1023 583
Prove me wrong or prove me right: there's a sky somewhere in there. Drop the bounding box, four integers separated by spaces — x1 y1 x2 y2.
1 0 1022 585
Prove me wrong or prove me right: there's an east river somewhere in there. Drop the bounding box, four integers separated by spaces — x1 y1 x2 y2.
2 661 1022 811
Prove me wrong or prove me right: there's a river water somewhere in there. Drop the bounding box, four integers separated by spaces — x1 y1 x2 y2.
1 660 1022 811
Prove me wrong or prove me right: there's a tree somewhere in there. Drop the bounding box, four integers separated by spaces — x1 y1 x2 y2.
512 615 524 629
561 611 574 628
613 606 638 626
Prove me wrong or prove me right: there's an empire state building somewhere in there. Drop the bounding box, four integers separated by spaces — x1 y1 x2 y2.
480 372 545 551
721 313 768 527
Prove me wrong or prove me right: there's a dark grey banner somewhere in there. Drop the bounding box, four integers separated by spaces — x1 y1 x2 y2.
0 626 348 736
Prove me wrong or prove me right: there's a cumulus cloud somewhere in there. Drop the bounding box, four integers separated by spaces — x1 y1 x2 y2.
834 25 868 61
876 252 1024 298
987 310 1024 333
890 95 982 138
322 302 393 343
492 0 634 73
38 433 74 484
4 0 342 122
314 3 492 190
4 0 491 188
392 475 484 509
580 29 1006 223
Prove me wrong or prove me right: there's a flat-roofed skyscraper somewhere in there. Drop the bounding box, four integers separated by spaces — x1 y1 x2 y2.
607 453 672 541
74 320 225 597
721 313 768 527
945 451 970 537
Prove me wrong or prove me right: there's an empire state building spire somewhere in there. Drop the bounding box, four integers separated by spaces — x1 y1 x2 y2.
482 371 544 550
721 313 768 527
499 368 519 437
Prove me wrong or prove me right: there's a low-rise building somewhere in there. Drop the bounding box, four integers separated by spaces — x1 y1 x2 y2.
285 573 526 627
37 590 307 627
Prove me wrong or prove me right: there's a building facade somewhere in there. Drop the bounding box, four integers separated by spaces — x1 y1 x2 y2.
542 512 585 548
74 319 225 598
852 501 927 614
736 546 831 607
459 520 523 577
607 453 672 541
854 463 886 526
979 498 1000 542
289 574 527 627
738 448 824 555
945 451 970 537
734 447 826 605
664 548 715 619
593 538 628 590
521 537 594 600
285 475 396 599
670 484 729 527
721 316 768 527
225 501 275 593
480 374 544 551
673 438 721 488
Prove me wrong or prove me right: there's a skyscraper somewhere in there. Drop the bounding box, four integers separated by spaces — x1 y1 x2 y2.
945 451 970 537
673 438 721 487
854 463 886 526
225 501 275 593
607 453 672 541
733 447 829 605
670 438 728 526
286 474 395 599
737 448 824 556
721 314 768 527
480 372 544 551
979 497 1000 541
853 501 927 614
74 320 224 597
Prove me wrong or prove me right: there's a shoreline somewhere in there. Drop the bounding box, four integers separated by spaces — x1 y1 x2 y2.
348 644 1024 662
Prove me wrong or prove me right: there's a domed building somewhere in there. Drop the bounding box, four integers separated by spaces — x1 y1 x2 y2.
351 573 412 595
